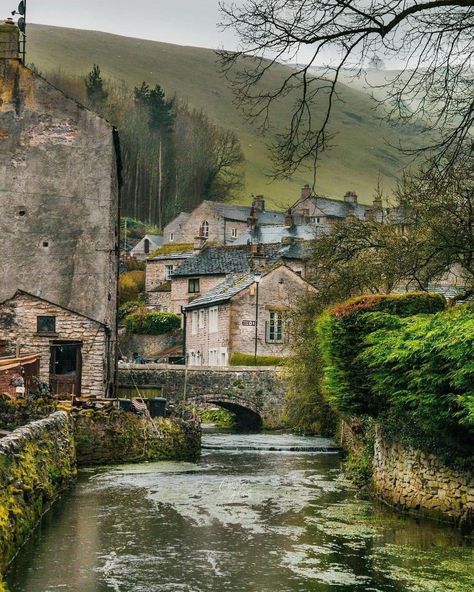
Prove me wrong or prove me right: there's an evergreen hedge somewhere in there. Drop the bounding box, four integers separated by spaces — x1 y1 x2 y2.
230 352 286 366
124 310 181 335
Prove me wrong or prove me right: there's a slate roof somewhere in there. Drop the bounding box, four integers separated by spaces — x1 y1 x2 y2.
172 247 251 277
294 196 371 220
184 273 256 310
233 224 319 245
210 201 286 225
278 242 312 260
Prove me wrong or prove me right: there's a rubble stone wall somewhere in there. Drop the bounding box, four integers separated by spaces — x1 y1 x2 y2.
373 431 474 529
0 412 76 575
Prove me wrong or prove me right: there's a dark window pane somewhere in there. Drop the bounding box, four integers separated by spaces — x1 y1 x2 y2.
37 316 56 333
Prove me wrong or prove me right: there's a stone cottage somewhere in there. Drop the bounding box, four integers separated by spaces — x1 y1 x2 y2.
0 23 119 340
0 20 120 391
163 197 285 246
183 265 316 366
0 291 110 398
130 234 163 260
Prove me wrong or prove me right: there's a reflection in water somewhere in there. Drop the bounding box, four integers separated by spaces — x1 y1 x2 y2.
6 432 474 592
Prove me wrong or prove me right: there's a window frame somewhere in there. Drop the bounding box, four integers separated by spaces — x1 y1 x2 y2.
169 232 175 242
164 265 174 281
231 227 238 239
208 306 219 333
188 278 200 294
266 310 285 344
191 311 199 335
198 309 206 329
200 220 209 238
36 315 57 335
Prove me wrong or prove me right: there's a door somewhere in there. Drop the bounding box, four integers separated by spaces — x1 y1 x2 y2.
50 342 82 397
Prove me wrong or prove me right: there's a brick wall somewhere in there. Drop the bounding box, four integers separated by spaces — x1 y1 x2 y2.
0 293 109 398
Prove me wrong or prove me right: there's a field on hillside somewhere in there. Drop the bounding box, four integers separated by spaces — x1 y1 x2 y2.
28 24 423 207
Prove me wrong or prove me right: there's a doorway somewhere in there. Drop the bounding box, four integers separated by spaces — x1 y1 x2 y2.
50 341 82 396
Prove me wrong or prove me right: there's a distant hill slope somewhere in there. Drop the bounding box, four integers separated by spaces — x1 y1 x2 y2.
28 24 421 207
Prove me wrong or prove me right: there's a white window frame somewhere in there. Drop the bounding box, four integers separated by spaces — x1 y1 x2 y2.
266 310 285 343
198 309 206 329
200 221 209 238
209 348 218 367
164 265 174 280
191 311 198 335
169 232 175 242
208 306 218 333
219 348 228 367
231 227 238 239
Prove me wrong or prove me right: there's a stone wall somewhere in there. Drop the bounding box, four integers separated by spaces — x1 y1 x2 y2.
171 275 226 315
73 411 201 466
373 430 474 530
0 394 56 431
119 331 183 360
0 412 77 575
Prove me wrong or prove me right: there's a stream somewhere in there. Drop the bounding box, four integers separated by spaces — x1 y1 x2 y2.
6 430 474 592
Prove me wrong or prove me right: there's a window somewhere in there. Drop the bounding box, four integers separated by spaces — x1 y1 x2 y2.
37 316 56 334
198 309 206 329
188 278 200 294
266 311 284 343
208 307 218 333
144 238 150 254
231 228 238 239
220 349 228 367
191 311 199 335
169 232 175 242
165 265 174 280
200 221 209 238
209 349 218 367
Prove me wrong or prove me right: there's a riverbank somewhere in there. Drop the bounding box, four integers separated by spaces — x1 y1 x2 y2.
5 430 474 592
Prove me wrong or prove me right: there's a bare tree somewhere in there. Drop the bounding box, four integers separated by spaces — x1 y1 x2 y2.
219 0 474 178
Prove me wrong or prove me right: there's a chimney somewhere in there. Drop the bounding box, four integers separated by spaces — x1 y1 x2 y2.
252 195 265 212
247 206 258 228
0 19 19 60
284 210 294 228
372 195 382 210
301 184 312 201
193 235 207 254
344 191 358 206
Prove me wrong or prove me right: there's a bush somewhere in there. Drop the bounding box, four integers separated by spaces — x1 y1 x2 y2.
316 292 446 417
118 299 144 321
230 352 286 366
124 310 181 335
119 270 145 305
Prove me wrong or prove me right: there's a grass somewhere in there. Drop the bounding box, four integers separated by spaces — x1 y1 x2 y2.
28 24 423 208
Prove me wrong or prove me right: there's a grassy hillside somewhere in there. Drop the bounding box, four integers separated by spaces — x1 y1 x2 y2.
28 24 422 207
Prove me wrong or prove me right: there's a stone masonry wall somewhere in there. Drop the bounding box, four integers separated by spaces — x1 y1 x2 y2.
0 292 108 397
186 303 231 365
171 275 226 315
119 332 182 360
0 411 77 575
373 430 474 529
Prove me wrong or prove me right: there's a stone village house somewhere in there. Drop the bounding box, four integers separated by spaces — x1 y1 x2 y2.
130 234 163 260
0 21 120 396
183 265 316 366
0 291 110 398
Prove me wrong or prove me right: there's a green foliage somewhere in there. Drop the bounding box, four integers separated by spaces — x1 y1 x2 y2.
119 270 145 305
85 64 108 108
230 352 286 366
149 243 193 258
194 406 236 428
124 310 181 335
118 299 144 321
317 292 446 417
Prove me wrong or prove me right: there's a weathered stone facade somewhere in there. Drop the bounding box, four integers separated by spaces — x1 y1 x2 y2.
0 23 119 340
0 411 77 576
373 431 474 529
172 275 227 315
0 291 110 397
119 331 182 360
185 266 316 365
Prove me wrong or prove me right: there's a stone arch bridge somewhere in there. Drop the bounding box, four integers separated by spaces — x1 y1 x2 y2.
117 365 288 428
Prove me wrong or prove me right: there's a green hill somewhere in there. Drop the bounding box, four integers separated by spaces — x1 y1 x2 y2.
28 24 421 207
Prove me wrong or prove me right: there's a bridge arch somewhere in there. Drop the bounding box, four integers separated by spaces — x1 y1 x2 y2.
189 395 263 430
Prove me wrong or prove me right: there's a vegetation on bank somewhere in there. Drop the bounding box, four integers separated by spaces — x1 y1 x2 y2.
230 352 286 366
119 270 145 305
317 293 474 469
124 309 181 336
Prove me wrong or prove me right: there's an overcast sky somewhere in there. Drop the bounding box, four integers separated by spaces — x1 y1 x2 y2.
1 0 240 50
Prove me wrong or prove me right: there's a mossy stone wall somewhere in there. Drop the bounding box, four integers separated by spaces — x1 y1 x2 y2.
0 412 76 576
73 410 201 466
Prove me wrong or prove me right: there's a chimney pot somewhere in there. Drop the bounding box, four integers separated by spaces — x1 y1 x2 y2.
344 191 358 206
301 184 312 201
252 195 265 212
0 20 19 60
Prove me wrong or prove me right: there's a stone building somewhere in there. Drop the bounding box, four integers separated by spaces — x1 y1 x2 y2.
0 20 120 393
0 291 110 398
145 247 193 310
183 265 316 366
163 197 285 246
130 234 163 260
0 22 119 336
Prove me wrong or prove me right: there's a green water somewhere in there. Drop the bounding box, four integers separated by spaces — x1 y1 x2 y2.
6 432 474 592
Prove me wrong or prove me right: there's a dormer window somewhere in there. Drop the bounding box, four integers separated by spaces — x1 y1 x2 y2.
199 221 209 238
169 232 175 242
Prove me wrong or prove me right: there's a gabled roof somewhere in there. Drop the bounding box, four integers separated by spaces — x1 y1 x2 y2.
293 195 371 220
233 224 319 245
278 241 312 260
184 273 256 309
172 246 251 277
207 201 286 225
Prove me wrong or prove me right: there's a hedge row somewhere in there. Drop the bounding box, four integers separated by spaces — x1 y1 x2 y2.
317 292 474 461
124 310 181 335
230 352 286 367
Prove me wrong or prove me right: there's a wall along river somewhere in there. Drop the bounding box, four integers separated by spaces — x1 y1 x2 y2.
5 430 474 592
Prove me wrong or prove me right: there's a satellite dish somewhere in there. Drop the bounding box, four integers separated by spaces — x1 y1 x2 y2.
18 17 26 33
17 2 26 16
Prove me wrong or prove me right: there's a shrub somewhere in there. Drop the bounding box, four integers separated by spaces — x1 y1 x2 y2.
316 292 446 417
118 299 144 321
124 310 181 335
119 270 145 305
230 352 286 366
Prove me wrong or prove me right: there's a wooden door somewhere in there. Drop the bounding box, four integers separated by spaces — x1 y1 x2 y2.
50 342 82 397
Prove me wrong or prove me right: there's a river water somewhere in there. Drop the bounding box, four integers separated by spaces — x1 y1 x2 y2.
6 431 474 592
